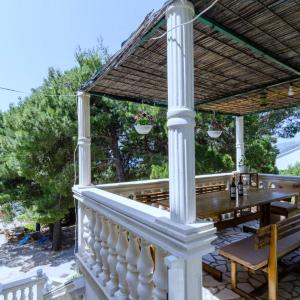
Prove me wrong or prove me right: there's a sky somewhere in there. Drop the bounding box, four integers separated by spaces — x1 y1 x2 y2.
0 0 165 112
0 0 298 143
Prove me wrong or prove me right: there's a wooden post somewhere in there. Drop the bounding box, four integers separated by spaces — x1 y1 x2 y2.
167 0 196 224
231 261 237 289
268 224 278 300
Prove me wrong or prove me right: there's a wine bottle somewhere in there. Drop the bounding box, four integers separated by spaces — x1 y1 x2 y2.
230 177 236 200
238 175 243 196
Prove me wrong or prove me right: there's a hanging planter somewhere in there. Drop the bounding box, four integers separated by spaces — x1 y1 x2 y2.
207 114 222 139
133 111 153 135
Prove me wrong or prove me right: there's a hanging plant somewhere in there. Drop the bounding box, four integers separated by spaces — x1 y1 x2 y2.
207 114 222 139
133 111 153 135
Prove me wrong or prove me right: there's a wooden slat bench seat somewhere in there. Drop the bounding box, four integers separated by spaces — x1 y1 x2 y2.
220 214 300 300
270 201 297 218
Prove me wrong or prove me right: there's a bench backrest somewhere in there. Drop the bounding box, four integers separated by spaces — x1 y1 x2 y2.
135 184 226 205
255 214 300 249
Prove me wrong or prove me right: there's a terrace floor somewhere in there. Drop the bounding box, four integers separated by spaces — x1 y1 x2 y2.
203 221 300 300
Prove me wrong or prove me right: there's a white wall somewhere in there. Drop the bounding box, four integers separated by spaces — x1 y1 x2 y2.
276 148 300 170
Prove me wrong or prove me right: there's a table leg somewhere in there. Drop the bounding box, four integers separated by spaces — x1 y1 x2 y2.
203 262 223 282
260 203 271 227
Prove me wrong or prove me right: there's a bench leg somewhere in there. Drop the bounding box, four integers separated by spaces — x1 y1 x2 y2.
231 261 237 289
268 225 278 300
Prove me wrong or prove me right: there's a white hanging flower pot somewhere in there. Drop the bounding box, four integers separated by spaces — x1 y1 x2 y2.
207 129 222 139
133 111 153 135
134 124 153 135
207 114 222 139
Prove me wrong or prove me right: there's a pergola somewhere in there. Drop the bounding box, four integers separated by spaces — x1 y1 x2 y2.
74 1 300 299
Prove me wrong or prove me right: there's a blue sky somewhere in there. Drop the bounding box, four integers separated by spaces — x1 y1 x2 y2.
0 0 165 111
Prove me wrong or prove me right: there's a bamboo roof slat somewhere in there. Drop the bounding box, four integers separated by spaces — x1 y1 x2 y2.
82 0 300 115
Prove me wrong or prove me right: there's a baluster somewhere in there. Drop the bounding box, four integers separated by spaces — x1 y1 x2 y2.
106 221 119 296
115 227 129 299
87 209 96 269
20 287 26 300
126 233 140 300
99 217 110 285
92 212 102 276
12 290 18 300
137 239 154 300
153 247 168 300
3 292 9 300
28 284 34 299
82 206 90 262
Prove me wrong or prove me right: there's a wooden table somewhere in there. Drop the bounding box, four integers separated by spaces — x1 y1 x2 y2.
195 190 298 224
157 189 299 281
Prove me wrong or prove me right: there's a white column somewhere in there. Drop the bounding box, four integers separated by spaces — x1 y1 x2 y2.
77 91 91 186
165 255 203 300
166 0 196 224
236 116 245 172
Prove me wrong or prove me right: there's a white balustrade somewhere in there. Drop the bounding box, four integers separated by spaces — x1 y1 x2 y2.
87 209 96 269
0 269 47 300
115 227 129 299
92 212 102 276
126 233 140 300
73 180 216 300
99 217 110 285
74 173 299 300
137 239 154 300
96 173 232 198
106 221 119 295
153 247 168 300
82 207 90 263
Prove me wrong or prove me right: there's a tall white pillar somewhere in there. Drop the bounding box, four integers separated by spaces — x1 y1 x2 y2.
236 116 245 172
167 0 196 224
77 91 91 186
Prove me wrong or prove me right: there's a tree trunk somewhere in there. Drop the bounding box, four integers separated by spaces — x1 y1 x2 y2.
111 132 126 182
52 220 62 251
49 223 54 240
35 223 41 232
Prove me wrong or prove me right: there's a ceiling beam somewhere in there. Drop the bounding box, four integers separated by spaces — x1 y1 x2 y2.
196 15 300 76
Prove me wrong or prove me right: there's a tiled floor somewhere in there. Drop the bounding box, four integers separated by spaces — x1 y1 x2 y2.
202 222 300 300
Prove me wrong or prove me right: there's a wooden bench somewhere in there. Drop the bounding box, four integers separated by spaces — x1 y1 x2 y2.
219 214 300 300
270 200 298 218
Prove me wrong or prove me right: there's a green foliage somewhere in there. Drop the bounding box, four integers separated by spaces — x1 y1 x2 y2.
150 162 168 179
280 163 300 176
0 43 168 225
0 203 16 223
0 40 298 227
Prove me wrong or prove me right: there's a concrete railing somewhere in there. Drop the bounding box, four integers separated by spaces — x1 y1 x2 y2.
74 173 300 299
259 173 300 190
73 184 216 300
0 270 47 300
96 173 232 198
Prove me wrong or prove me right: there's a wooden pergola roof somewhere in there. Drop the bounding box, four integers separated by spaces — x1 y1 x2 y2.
81 0 300 115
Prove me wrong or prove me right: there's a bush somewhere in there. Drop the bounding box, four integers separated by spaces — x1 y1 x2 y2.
280 163 300 176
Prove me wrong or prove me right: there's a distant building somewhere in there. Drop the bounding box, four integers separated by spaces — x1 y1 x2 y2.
276 141 300 170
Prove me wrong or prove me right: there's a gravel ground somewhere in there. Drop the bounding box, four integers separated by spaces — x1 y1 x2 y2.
0 225 77 285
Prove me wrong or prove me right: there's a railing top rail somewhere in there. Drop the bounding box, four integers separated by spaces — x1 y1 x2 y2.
259 173 300 182
73 186 215 258
0 270 45 292
96 173 233 192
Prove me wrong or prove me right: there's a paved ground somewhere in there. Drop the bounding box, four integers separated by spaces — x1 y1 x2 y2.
202 221 300 300
0 225 77 285
1 221 300 299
